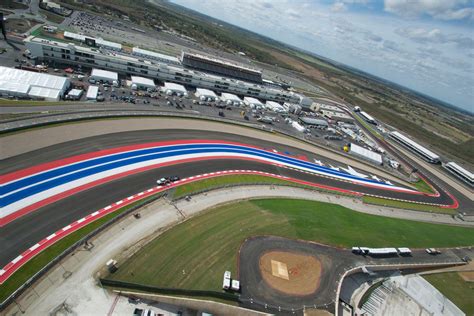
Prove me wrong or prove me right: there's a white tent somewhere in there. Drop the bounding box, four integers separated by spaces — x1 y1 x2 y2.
195 88 217 101
0 66 70 100
131 76 155 90
0 81 29 97
90 69 118 84
243 96 263 108
28 86 62 101
162 82 187 96
220 93 242 106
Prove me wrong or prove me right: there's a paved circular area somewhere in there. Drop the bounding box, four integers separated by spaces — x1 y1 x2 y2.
259 250 322 296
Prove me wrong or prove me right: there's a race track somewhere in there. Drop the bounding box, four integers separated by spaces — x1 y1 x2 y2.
0 129 467 275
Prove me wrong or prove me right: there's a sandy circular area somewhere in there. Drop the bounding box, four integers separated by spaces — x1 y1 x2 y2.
259 250 322 296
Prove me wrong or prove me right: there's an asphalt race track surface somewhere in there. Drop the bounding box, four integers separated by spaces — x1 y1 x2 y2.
238 236 465 315
0 130 467 267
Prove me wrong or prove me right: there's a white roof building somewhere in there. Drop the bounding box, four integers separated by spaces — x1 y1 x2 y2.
131 76 155 90
64 32 122 51
349 143 383 165
132 47 180 65
90 69 118 83
96 38 122 51
243 96 263 108
64 31 86 42
390 131 440 163
0 66 70 101
195 88 217 100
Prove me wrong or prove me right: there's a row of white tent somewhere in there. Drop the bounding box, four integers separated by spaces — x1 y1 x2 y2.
88 68 297 112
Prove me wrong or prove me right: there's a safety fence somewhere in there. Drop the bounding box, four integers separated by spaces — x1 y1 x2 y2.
99 278 240 302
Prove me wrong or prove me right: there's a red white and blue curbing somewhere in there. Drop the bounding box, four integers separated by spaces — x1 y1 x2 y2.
1 140 426 227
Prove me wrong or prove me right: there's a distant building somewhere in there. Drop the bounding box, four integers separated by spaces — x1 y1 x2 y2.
181 51 262 83
389 131 440 163
25 36 300 103
443 162 473 187
132 47 180 65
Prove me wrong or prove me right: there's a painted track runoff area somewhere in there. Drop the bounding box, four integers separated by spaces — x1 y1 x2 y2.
1 139 433 227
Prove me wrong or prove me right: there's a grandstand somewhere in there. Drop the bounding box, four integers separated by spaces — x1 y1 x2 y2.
181 52 262 83
389 131 440 163
443 162 474 187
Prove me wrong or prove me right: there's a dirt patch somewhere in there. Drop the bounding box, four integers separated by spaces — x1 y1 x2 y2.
458 271 474 282
259 250 322 296
5 18 40 34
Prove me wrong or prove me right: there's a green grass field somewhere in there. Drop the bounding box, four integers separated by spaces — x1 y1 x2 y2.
412 178 436 194
173 174 335 199
423 272 474 315
174 174 294 198
108 198 474 294
362 196 455 214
